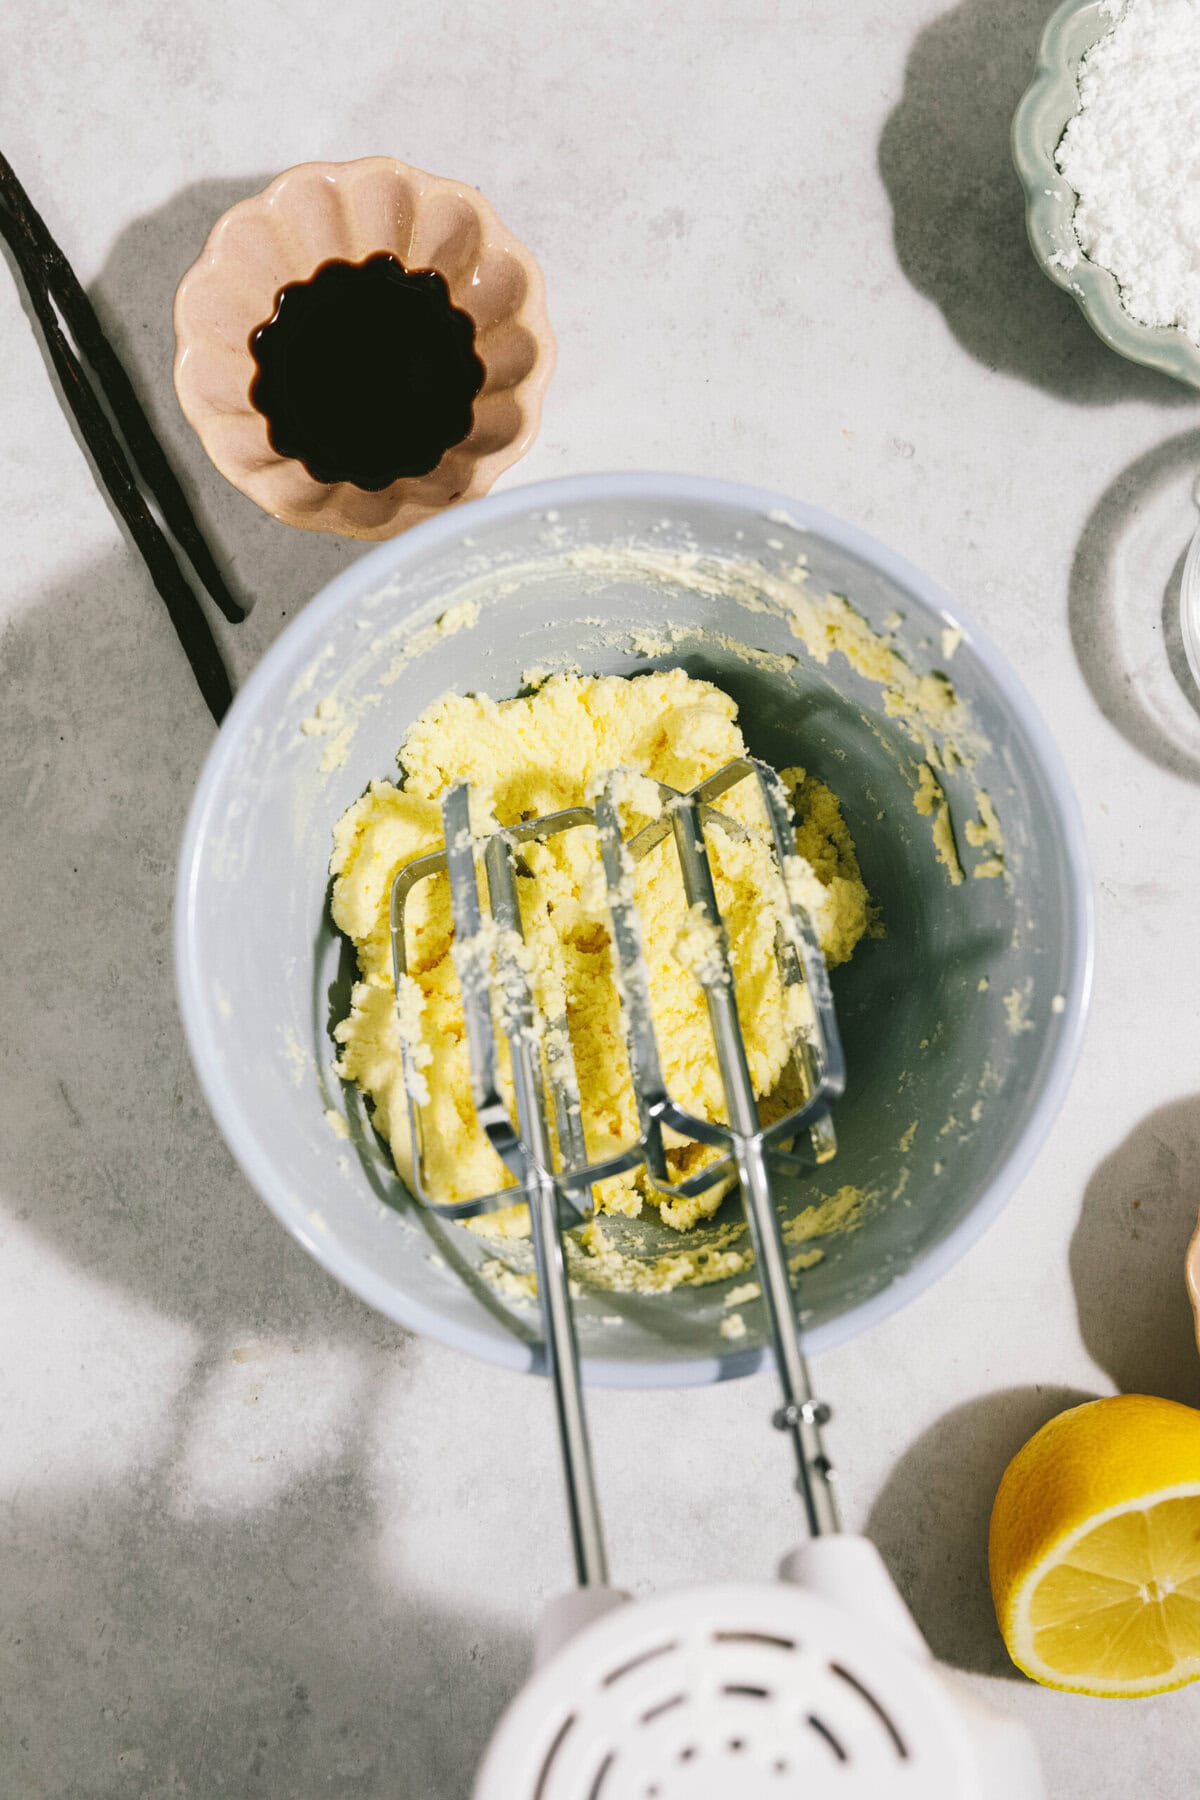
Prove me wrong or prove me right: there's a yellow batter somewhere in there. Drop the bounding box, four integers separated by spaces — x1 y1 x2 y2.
330 669 872 1235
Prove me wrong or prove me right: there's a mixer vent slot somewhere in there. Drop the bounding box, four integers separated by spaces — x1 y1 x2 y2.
713 1629 796 1651
587 1749 616 1798
721 1683 770 1700
806 1713 849 1763
533 1710 576 1800
830 1661 909 1759
640 1693 686 1724
601 1640 678 1686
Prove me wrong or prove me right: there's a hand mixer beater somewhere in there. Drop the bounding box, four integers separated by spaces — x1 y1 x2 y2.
391 756 1043 1800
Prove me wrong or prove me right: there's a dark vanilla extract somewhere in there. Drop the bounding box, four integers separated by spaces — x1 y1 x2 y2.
249 252 484 490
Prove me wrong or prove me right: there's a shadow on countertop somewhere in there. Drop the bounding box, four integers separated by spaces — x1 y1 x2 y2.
866 1384 1096 1678
0 545 377 1343
0 177 395 1349
0 1466 523 1799
878 0 1190 408
0 554 523 1795
1070 1097 1200 1408
0 167 541 1793
1 171 364 679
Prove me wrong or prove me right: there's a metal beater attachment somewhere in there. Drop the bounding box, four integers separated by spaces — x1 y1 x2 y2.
390 757 847 1578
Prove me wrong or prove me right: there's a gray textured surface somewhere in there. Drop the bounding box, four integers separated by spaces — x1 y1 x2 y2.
2 2 1200 1795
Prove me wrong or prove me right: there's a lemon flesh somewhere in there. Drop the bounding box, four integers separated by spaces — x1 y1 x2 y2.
1021 1489 1200 1692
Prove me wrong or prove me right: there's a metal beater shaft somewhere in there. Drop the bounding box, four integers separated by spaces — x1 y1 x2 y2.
443 788 609 1588
394 757 847 1573
668 793 840 1536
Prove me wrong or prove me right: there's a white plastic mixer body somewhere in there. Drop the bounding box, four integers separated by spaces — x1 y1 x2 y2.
474 1536 1043 1800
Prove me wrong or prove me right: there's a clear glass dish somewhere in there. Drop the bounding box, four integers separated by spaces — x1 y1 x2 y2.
1181 506 1200 696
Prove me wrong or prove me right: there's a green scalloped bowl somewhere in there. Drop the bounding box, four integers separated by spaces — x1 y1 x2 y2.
1012 0 1200 390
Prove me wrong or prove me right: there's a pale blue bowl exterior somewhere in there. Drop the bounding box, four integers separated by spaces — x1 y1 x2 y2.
176 473 1093 1387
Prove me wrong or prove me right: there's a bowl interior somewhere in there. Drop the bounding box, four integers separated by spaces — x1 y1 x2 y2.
177 478 1089 1384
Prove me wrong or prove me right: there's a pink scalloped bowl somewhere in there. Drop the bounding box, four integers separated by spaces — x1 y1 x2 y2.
1188 1215 1200 1357
172 157 555 539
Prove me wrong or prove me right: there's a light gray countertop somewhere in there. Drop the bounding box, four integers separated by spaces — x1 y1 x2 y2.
3 2 1200 1794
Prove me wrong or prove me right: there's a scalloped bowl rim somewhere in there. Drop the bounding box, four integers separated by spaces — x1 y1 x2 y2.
1012 0 1200 391
171 156 556 537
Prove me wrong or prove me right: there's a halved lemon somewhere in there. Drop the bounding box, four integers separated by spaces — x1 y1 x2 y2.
989 1394 1200 1697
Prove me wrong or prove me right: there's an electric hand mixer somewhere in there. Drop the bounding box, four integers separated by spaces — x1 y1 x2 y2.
390 756 1044 1800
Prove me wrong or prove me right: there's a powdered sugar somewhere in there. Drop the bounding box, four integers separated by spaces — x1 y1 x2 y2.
1056 0 1200 343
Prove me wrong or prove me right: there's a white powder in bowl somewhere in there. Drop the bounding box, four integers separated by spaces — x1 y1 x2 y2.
1056 0 1200 343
